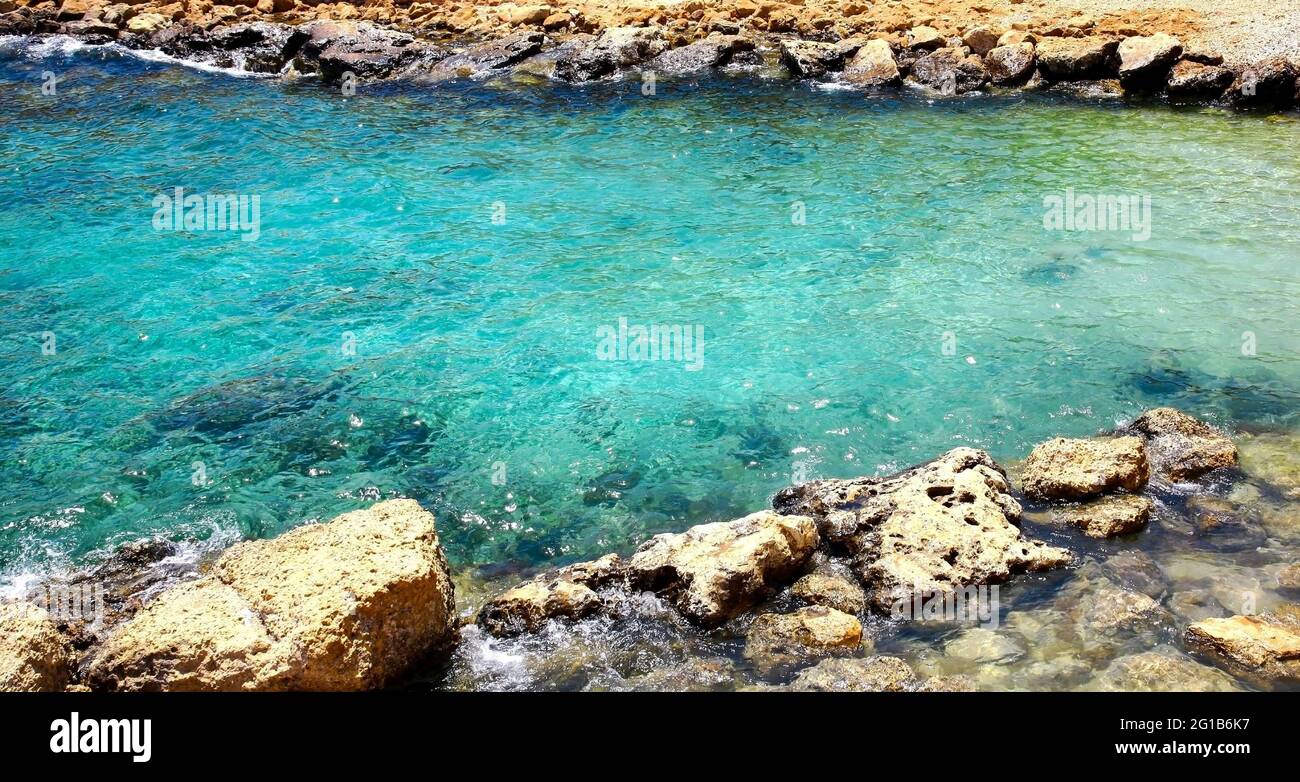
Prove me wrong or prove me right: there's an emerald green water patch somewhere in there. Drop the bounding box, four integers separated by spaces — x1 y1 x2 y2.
2 41 1299 584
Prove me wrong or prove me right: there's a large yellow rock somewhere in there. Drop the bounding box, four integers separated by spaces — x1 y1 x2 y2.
1020 436 1149 500
0 602 73 692
87 499 456 691
1186 614 1300 681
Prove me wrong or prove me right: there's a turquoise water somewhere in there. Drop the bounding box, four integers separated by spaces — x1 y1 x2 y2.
2 39 1299 585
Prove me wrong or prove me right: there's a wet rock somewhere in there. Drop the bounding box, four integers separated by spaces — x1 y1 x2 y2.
1020 436 1149 501
906 25 944 52
650 33 754 75
618 657 737 692
986 43 1036 85
841 38 900 88
791 569 867 615
1184 494 1268 549
1169 589 1226 624
1096 550 1166 599
422 31 543 81
87 499 456 691
1237 431 1300 499
1186 613 1300 681
918 674 977 692
1122 408 1237 482
962 26 1001 57
1070 578 1167 640
909 46 988 94
1166 60 1235 98
943 627 1024 664
774 448 1070 611
0 602 73 692
63 19 118 43
628 510 818 627
205 22 297 74
477 554 623 636
1116 33 1182 89
791 655 917 692
779 39 843 78
1085 648 1240 692
1035 36 1119 80
294 20 422 83
744 606 863 675
1232 57 1298 107
1054 494 1153 538
553 25 666 82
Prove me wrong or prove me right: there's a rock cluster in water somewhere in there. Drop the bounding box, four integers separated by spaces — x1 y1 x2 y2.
2 407 1297 692
3 4 1299 111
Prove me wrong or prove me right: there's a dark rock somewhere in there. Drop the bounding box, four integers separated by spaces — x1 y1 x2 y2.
1121 407 1237 482
553 25 666 82
1231 57 1297 108
422 31 543 81
1167 60 1234 98
778 39 844 78
477 554 624 637
294 20 422 83
909 46 988 93
986 42 1036 85
61 19 118 44
649 33 754 75
841 38 900 88
1035 35 1119 80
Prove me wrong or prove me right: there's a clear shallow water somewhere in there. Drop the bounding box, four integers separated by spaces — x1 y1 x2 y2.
2 38 1300 596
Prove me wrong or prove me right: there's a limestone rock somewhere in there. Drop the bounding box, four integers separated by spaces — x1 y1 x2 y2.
906 25 944 52
841 38 900 88
1035 36 1119 80
125 11 165 33
744 606 863 675
943 627 1024 664
779 39 843 78
962 26 1001 56
997 30 1036 47
1237 431 1300 499
0 602 73 692
423 31 543 81
1186 614 1300 681
791 569 867 615
87 499 456 691
627 510 818 627
1278 563 1300 592
1055 494 1153 538
774 448 1070 612
553 25 666 82
477 554 623 636
1123 407 1237 481
1086 648 1240 692
986 42 1035 85
1019 436 1149 500
791 655 917 691
909 46 988 94
1167 60 1234 97
1116 33 1182 88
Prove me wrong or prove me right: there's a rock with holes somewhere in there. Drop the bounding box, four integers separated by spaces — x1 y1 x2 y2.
86 499 456 691
1122 408 1237 481
791 655 917 691
477 554 624 636
1020 436 1149 500
627 510 818 627
774 448 1071 611
779 39 844 78
791 565 867 615
744 606 864 675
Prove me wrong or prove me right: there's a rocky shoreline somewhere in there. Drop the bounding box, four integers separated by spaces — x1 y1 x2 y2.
4 406 1299 691
3 1 1300 110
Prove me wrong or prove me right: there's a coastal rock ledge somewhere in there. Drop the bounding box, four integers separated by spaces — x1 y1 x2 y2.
86 499 456 691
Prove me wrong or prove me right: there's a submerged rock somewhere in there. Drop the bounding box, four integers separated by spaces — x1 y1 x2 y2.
628 510 818 627
1054 494 1153 538
476 554 623 636
650 34 754 75
616 657 738 692
553 26 666 81
1122 407 1237 481
744 606 863 675
1035 36 1119 80
774 448 1070 611
86 499 456 691
0 602 73 692
1237 431 1300 499
1020 436 1149 501
1167 60 1235 97
909 46 989 94
791 655 917 692
1085 648 1240 692
1186 613 1300 682
943 627 1025 664
1116 33 1182 89
841 38 900 88
986 43 1036 85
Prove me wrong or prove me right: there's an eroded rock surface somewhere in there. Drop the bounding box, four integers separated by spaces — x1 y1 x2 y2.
1117 33 1182 88
422 31 544 81
1085 648 1241 692
1186 613 1300 682
790 655 917 691
841 38 900 88
554 25 666 81
774 448 1071 611
650 33 754 74
1122 407 1237 481
86 499 456 691
1036 36 1119 80
779 39 843 78
0 602 73 692
986 42 1036 85
1020 436 1149 500
744 606 863 675
1167 60 1235 97
909 46 989 93
1055 494 1154 539
477 554 623 636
